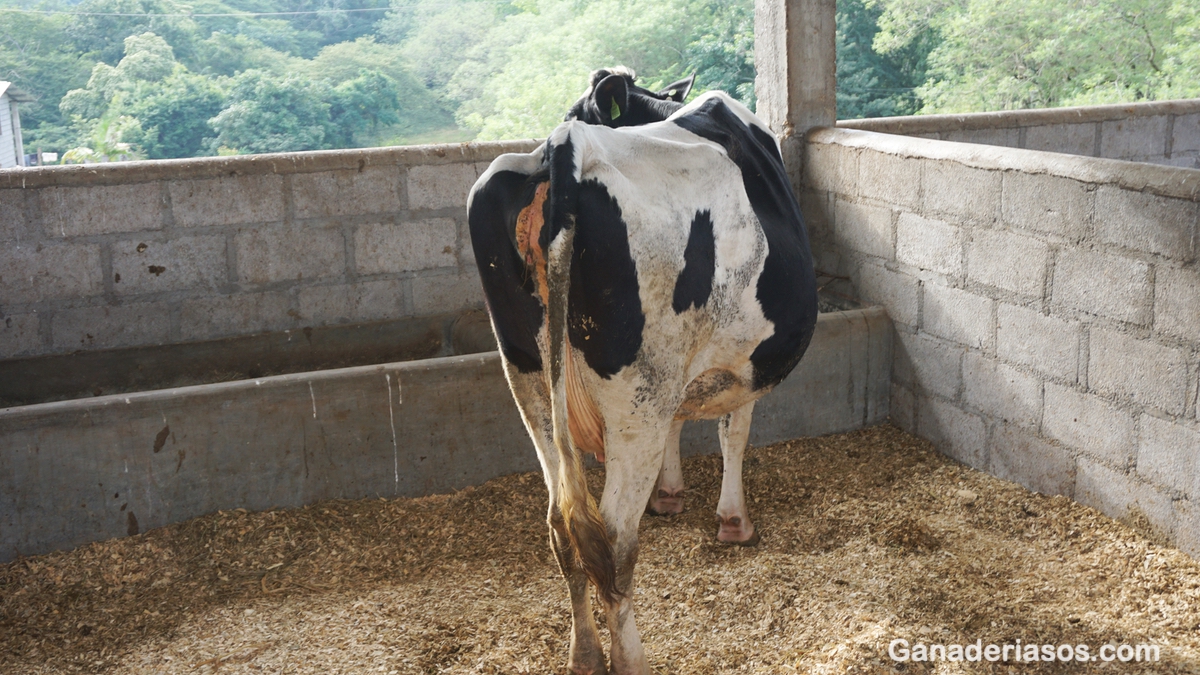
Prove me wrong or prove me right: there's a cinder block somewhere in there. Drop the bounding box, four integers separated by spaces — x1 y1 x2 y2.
111 235 227 296
833 199 893 259
922 283 992 349
890 383 915 432
892 330 963 399
1001 172 1090 240
1075 457 1175 541
292 166 403 219
51 302 172 351
411 270 484 315
235 226 345 285
408 163 480 211
354 219 457 275
856 262 918 326
0 313 42 358
297 279 408 325
917 395 987 470
457 219 477 270
40 183 163 237
803 142 858 196
857 150 920 211
1137 414 1200 499
1155 266 1200 341
170 174 285 227
0 243 103 304
0 189 30 244
923 162 1000 221
962 352 1042 428
1024 123 1097 157
966 228 1049 296
989 423 1076 497
945 127 1019 148
179 291 296 341
1100 116 1170 160
1095 187 1196 260
1043 383 1134 466
1173 113 1200 154
1088 328 1189 415
798 190 832 244
1052 249 1151 325
996 303 1079 380
896 213 962 276
1171 500 1200 558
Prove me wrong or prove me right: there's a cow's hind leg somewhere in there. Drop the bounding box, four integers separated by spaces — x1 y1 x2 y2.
646 420 685 515
600 418 671 675
549 514 607 674
716 401 759 545
507 369 607 674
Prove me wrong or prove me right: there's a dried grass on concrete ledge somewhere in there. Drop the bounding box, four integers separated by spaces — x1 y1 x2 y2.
3 424 1199 674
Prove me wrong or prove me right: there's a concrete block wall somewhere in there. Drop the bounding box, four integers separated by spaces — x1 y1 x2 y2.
840 99 1200 169
0 141 539 360
803 126 1200 555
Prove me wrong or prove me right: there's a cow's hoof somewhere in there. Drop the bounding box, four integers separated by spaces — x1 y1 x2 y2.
717 517 759 546
646 489 684 516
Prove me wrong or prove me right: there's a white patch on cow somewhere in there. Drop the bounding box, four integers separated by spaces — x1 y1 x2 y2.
549 120 776 414
468 149 545 213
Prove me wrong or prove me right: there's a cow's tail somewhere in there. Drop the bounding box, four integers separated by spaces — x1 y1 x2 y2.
545 202 620 606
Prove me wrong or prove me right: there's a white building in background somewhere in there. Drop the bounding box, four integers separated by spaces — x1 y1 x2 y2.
1 81 34 168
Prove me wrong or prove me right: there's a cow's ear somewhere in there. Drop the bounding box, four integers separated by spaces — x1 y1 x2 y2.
593 73 629 125
657 75 695 103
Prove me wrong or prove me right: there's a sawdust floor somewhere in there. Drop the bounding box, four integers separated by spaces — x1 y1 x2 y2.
3 424 1199 674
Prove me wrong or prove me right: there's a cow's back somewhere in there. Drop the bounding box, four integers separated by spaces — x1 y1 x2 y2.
554 94 818 405
469 91 817 417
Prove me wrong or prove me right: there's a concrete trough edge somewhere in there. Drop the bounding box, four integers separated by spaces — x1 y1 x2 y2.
0 306 892 562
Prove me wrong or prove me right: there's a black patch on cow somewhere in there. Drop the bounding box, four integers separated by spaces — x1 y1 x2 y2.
568 179 644 378
468 169 545 373
673 98 818 390
672 209 715 313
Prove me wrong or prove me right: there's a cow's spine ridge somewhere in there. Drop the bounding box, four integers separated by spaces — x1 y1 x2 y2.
546 222 620 605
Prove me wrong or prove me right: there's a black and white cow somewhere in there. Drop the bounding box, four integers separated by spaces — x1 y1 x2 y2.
467 68 818 675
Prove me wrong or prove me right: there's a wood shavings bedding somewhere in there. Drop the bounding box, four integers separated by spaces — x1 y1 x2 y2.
3 425 1198 674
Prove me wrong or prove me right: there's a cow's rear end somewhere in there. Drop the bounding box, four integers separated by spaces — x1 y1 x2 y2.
468 75 816 675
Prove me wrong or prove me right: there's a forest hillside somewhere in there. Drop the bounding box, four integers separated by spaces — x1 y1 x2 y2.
1 0 1197 161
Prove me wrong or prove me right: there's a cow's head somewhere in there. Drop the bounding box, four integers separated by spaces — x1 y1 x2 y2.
565 67 695 128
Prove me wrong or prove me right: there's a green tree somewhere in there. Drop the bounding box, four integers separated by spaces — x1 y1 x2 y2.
326 69 400 146
124 71 225 158
0 5 94 150
449 0 698 140
681 0 756 108
309 37 455 139
836 0 931 119
192 32 299 77
279 0 392 48
208 70 334 153
872 0 1196 112
378 0 507 101
66 0 199 65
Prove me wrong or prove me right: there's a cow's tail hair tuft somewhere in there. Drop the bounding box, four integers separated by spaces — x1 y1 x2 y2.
545 221 620 606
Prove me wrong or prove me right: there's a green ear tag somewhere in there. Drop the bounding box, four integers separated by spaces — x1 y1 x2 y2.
610 99 621 120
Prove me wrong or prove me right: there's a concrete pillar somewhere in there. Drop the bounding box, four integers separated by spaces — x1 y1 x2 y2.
754 0 837 186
